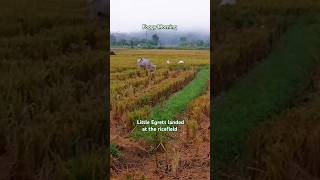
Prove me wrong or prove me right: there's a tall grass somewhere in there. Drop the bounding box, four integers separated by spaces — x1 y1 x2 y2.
213 16 320 170
211 0 320 95
0 0 108 179
247 98 320 180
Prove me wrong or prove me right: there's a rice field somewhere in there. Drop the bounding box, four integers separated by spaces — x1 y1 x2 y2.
110 49 210 179
212 0 320 179
0 0 108 179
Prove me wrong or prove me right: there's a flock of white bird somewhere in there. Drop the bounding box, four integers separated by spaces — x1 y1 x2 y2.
137 58 185 72
166 60 184 64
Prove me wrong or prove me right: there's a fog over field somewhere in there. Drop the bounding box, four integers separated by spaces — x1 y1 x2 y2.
110 0 210 33
111 31 210 46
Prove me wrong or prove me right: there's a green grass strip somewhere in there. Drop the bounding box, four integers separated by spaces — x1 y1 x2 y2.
132 67 210 143
213 16 320 165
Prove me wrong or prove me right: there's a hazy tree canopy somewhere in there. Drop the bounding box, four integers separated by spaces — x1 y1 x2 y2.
111 35 117 45
179 37 188 47
180 37 187 43
110 31 209 49
152 34 159 45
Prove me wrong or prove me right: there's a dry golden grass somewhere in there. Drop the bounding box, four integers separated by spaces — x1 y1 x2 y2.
110 49 209 71
110 49 210 179
110 49 209 133
247 98 320 180
0 0 108 179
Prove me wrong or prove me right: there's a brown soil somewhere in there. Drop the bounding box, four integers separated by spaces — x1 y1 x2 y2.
111 112 210 179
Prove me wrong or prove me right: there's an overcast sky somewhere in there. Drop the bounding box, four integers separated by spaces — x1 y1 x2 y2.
111 0 210 33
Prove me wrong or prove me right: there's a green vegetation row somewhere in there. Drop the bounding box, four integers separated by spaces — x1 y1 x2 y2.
213 16 320 170
132 68 210 143
113 70 196 114
211 0 320 95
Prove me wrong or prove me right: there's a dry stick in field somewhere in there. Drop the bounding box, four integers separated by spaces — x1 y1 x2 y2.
155 152 159 171
171 148 180 177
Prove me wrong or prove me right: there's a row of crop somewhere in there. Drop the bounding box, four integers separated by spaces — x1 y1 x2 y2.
110 69 185 99
0 14 88 38
0 24 106 60
213 17 320 167
213 25 287 93
212 12 292 94
185 89 210 141
111 70 196 118
246 98 320 180
0 50 106 87
187 89 210 120
0 0 89 38
110 72 178 102
110 68 170 80
0 0 108 177
0 60 106 179
211 0 319 95
112 70 193 129
110 65 196 80
131 68 210 144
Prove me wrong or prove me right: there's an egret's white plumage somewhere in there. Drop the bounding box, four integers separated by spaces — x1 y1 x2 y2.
137 57 156 72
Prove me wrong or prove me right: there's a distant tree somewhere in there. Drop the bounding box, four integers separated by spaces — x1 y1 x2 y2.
110 34 117 46
197 40 204 47
141 39 147 43
131 38 138 44
179 37 188 47
204 40 210 47
152 34 159 46
120 39 127 47
180 37 187 43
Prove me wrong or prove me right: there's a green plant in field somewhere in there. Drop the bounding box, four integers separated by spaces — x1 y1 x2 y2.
57 149 108 180
132 68 210 144
110 144 121 158
113 70 196 114
211 0 314 95
213 16 320 168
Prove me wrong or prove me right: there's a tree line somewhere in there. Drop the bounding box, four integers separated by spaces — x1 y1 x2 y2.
110 33 210 49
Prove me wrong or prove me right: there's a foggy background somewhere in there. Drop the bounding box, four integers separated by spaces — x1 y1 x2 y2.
110 0 210 48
